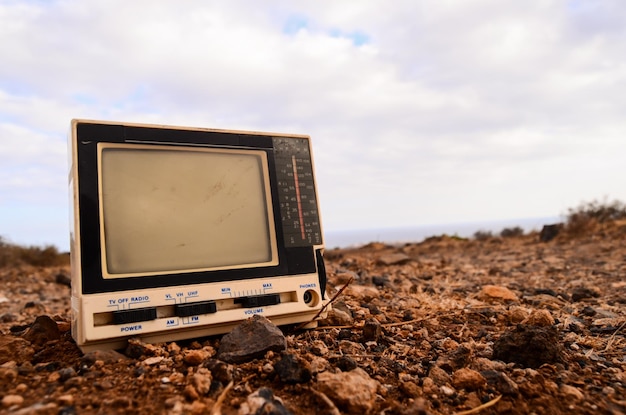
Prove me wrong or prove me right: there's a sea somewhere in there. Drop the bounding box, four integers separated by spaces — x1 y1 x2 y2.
323 216 561 249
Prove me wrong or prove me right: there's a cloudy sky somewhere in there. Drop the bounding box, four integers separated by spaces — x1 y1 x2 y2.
1 0 625 250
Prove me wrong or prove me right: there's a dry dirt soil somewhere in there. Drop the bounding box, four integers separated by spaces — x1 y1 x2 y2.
1 224 626 414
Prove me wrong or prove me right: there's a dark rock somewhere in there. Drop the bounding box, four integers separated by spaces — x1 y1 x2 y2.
274 353 311 384
372 275 390 287
539 224 563 242
0 313 17 323
492 325 564 368
438 345 472 371
332 355 358 372
581 306 597 316
217 315 286 364
480 370 519 396
337 329 353 340
55 272 71 287
58 367 77 382
204 359 234 384
362 318 382 342
23 315 60 346
240 388 293 415
533 288 558 297
571 287 599 302
125 338 156 358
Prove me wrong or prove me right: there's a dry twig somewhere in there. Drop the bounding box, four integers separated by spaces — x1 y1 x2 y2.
296 276 354 330
453 395 502 415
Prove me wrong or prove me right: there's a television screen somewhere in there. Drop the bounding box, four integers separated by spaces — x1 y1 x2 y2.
98 143 278 277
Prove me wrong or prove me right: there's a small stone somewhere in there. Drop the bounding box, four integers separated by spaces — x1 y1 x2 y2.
422 377 437 395
452 368 486 391
55 272 71 287
399 380 421 398
217 315 286 364
345 285 380 302
362 318 382 342
183 348 212 366
481 370 519 396
325 308 354 326
332 355 358 372
125 338 159 358
57 395 74 406
478 285 518 302
440 385 456 396
508 307 529 324
204 359 234 384
143 356 164 366
2 394 24 407
310 340 329 356
274 353 311 384
58 367 77 382
428 365 451 386
184 384 199 401
377 253 411 266
438 345 472 371
571 286 599 302
316 368 379 414
239 388 293 415
560 384 584 401
81 349 127 366
523 309 555 327
492 325 564 368
191 368 212 395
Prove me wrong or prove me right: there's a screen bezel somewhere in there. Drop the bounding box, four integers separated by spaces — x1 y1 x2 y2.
97 142 279 278
74 121 317 294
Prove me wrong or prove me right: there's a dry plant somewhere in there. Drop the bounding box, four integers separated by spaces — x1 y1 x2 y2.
0 236 69 268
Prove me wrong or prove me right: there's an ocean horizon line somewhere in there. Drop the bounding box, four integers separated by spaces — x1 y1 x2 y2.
324 215 562 249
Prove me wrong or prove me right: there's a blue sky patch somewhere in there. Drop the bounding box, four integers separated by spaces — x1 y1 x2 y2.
329 29 370 46
283 15 309 35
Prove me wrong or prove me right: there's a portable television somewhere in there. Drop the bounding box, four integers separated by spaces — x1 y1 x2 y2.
69 119 328 351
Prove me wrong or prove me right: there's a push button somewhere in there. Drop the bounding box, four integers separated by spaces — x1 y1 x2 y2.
112 307 157 325
235 294 281 308
175 301 217 317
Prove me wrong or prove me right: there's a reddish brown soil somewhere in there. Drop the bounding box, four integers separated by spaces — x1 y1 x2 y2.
1 224 625 414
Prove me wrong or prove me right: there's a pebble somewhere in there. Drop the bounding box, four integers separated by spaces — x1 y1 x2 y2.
2 394 24 407
428 365 451 386
523 309 555 327
478 285 518 302
377 253 411 266
492 324 564 368
560 384 584 401
316 368 379 414
481 370 519 396
143 356 164 366
452 368 486 391
183 348 212 365
309 340 329 356
239 388 293 415
191 369 212 395
361 317 382 342
81 349 127 365
440 385 456 396
274 353 311 384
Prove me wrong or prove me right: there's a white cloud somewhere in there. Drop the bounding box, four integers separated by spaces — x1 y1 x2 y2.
1 0 626 249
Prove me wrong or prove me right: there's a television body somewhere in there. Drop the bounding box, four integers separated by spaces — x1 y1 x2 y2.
69 120 328 351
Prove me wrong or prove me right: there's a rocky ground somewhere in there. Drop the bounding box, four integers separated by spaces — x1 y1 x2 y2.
1 223 626 414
